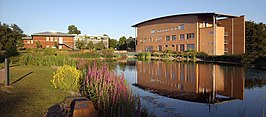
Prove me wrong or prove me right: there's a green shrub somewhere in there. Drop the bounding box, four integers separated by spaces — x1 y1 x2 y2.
137 52 145 60
101 48 114 58
163 49 173 54
144 52 151 59
71 52 101 58
43 48 57 56
18 54 76 66
51 65 82 91
196 52 208 59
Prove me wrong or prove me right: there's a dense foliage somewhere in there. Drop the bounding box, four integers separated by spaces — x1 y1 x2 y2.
0 23 23 57
51 65 82 92
68 25 81 34
242 21 266 64
109 39 118 49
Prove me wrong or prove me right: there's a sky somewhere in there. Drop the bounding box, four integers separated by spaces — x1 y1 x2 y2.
0 0 265 39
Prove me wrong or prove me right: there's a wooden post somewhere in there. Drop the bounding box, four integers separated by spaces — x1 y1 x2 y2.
5 58 10 86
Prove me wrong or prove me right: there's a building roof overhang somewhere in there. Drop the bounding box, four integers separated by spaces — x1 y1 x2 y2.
31 31 75 37
132 12 241 27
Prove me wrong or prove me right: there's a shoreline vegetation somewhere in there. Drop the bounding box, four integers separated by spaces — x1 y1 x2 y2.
0 48 265 116
0 48 265 70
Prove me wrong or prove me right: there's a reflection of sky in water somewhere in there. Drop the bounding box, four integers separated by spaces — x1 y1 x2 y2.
115 62 266 117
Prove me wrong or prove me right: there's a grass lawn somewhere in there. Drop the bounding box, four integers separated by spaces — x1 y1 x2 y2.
0 65 70 117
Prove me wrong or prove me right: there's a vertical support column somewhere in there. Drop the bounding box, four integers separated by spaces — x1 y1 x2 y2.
213 16 217 55
135 27 137 52
196 22 199 52
232 19 234 54
5 58 10 86
212 64 216 103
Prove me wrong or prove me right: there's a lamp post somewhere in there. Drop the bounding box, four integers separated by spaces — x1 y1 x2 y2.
5 53 10 86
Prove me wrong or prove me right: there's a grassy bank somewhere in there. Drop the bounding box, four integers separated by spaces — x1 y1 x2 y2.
0 65 70 117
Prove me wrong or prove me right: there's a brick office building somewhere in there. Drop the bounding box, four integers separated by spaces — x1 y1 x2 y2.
22 31 75 50
132 13 245 55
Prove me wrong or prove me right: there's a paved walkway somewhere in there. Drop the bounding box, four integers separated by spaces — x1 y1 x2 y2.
0 68 5 83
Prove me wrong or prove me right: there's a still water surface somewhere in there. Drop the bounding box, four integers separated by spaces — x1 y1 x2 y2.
115 61 266 117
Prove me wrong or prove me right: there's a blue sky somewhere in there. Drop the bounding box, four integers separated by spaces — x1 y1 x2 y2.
0 0 265 39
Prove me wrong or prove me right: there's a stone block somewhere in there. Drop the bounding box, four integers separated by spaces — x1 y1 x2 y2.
73 100 98 117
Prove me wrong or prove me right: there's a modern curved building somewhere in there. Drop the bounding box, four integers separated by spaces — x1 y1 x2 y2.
132 13 245 55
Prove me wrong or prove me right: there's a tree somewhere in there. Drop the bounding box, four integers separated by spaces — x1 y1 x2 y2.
126 37 135 51
242 21 266 63
35 41 42 48
86 41 94 50
94 41 105 50
68 25 81 34
109 39 118 49
117 36 127 50
0 22 23 57
75 40 86 50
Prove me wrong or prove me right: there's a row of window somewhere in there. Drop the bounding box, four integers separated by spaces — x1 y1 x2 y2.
151 24 184 34
141 33 195 43
46 37 63 42
163 44 195 51
27 40 34 44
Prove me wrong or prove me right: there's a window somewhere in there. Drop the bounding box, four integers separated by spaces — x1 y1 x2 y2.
27 40 30 43
172 35 176 40
186 44 195 50
149 38 153 42
224 31 228 36
175 26 179 30
224 40 228 44
172 27 174 31
224 48 229 52
158 45 162 51
179 24 184 30
143 38 147 43
176 45 178 51
186 33 195 39
151 29 156 34
156 36 162 42
166 36 170 41
180 34 185 40
46 37 49 41
172 45 175 47
140 39 143 43
165 45 168 47
180 44 184 51
55 37 58 42
50 37 54 41
31 40 33 43
209 31 214 34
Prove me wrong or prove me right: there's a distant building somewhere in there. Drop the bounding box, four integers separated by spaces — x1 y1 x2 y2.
22 31 75 50
73 34 109 49
132 12 245 55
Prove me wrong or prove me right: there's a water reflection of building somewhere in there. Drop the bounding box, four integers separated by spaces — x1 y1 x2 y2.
136 61 244 103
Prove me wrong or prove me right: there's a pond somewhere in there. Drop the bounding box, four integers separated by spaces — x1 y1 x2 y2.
115 60 266 117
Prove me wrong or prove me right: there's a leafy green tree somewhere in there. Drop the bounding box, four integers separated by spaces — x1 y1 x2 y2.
94 41 105 50
35 41 42 48
86 41 94 50
0 23 23 57
75 40 86 50
117 36 127 50
126 37 135 50
54 42 59 49
68 25 81 34
242 21 266 63
109 39 118 49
